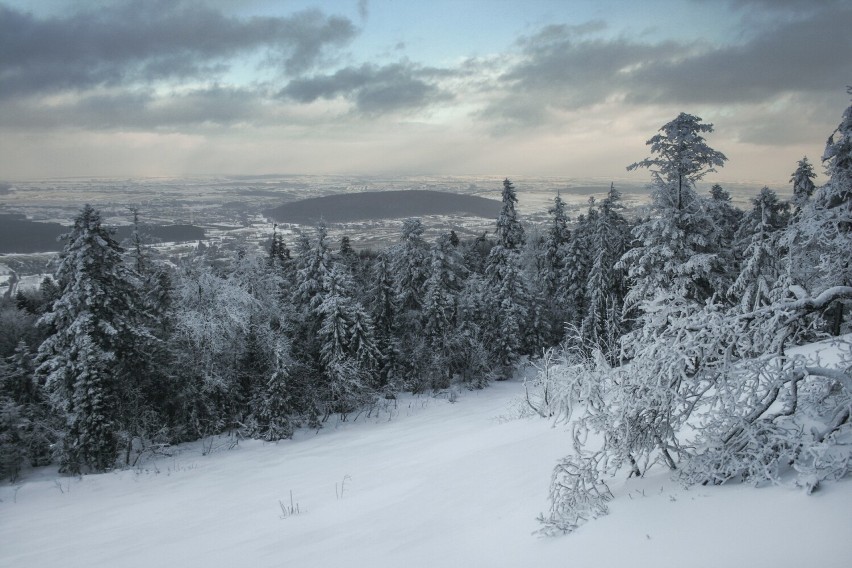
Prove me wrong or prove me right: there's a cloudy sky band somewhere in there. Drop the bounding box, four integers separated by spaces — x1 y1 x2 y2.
0 0 849 183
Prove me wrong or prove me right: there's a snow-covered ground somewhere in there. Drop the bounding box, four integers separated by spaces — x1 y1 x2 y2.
1 378 850 568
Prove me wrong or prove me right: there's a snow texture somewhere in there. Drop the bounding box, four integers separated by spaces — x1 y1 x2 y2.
1 377 850 568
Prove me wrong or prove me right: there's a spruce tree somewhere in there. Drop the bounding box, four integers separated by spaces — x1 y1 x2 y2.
423 233 467 387
36 205 150 472
790 157 817 211
729 188 787 312
705 184 743 297
581 184 631 359
621 113 727 312
484 178 530 371
496 178 525 250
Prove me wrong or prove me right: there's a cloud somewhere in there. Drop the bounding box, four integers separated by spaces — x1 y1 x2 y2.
479 6 852 134
0 1 357 98
0 86 275 130
280 62 454 115
477 24 685 127
723 0 843 12
627 7 852 106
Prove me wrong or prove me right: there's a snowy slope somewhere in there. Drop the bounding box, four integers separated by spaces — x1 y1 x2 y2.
1 379 850 568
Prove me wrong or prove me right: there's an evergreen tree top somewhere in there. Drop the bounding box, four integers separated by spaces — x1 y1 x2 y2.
496 178 524 250
790 157 817 208
627 112 727 186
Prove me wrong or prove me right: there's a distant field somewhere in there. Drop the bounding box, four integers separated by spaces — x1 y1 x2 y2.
266 190 501 224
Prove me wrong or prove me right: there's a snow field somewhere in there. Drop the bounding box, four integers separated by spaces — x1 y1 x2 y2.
1 379 850 568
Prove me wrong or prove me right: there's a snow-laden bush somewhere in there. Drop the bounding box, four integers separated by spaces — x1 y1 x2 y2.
535 288 852 535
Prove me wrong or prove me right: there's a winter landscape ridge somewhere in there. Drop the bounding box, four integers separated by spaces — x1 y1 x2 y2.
2 104 852 567
2 0 852 565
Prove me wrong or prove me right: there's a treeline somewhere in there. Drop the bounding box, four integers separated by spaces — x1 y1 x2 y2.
1 94 850 480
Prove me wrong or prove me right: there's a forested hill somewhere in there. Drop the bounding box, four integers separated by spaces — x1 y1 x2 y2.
265 190 500 223
0 213 204 254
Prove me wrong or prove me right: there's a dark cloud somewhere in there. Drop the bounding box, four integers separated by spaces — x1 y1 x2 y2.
280 62 453 115
481 6 852 133
0 1 357 98
626 7 852 105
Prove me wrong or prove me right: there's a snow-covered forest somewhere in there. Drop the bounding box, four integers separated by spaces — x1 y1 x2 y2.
1 92 851 541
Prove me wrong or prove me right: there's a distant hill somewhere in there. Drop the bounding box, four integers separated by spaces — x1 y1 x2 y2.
266 190 500 224
0 213 204 254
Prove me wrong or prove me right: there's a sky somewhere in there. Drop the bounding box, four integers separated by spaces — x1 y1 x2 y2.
0 0 850 186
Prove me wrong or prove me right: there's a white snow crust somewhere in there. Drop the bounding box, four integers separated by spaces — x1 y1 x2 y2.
1 373 850 567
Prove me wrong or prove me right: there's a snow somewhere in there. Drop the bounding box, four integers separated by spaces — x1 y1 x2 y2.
2 378 851 568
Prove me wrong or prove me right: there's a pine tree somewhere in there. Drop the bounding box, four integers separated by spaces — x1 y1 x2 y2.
250 342 294 441
36 205 151 472
367 252 398 388
581 184 631 359
559 203 596 329
543 192 571 295
423 233 467 387
316 265 379 415
705 184 743 296
496 178 525 250
620 113 727 312
790 157 817 211
536 193 572 344
295 224 332 312
484 179 530 370
729 188 787 312
391 218 429 314
268 224 291 267
388 219 431 388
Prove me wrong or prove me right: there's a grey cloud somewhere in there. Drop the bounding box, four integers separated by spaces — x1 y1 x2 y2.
481 7 852 133
479 24 684 127
280 62 453 115
0 1 357 98
727 92 847 146
724 0 843 12
628 7 852 106
0 86 271 130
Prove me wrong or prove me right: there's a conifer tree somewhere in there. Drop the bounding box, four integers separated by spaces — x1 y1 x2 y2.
581 184 631 359
368 252 398 388
484 178 530 371
250 343 294 441
559 203 595 328
787 88 852 334
423 233 467 386
729 188 787 312
620 113 727 312
268 224 291 267
36 205 151 472
790 157 817 211
543 192 571 295
389 219 431 387
496 178 525 250
705 184 743 296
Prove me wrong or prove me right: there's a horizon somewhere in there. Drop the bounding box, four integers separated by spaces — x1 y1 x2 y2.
1 0 850 185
